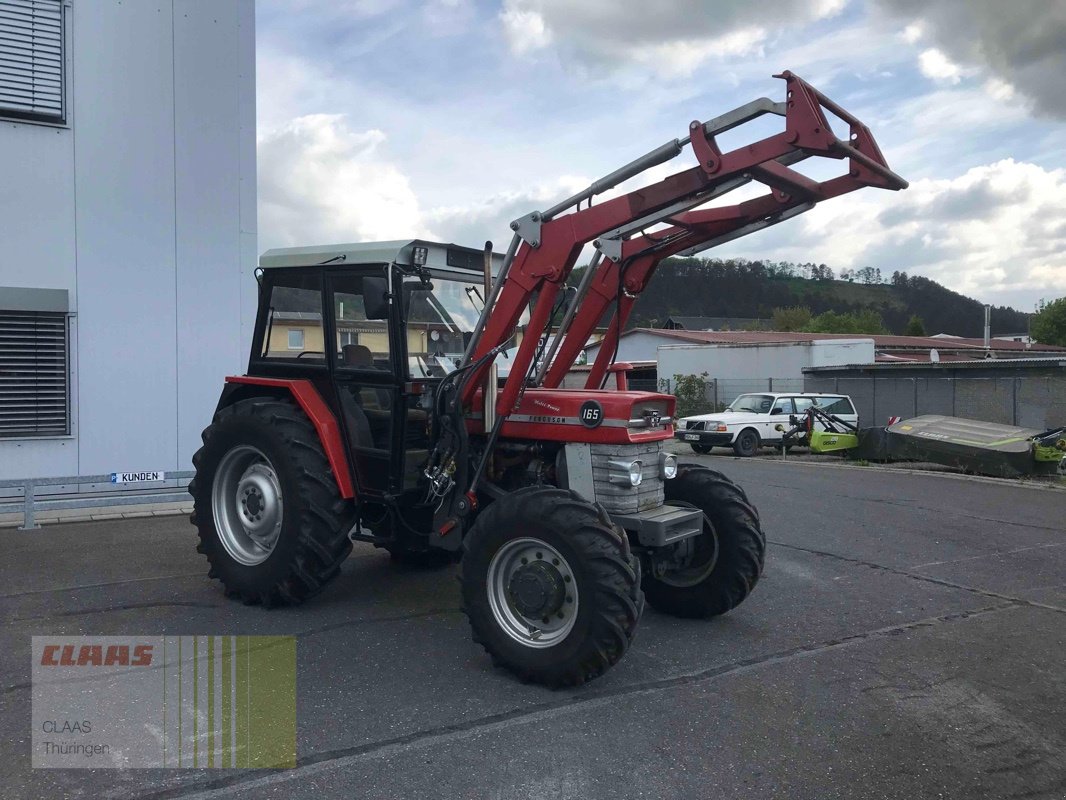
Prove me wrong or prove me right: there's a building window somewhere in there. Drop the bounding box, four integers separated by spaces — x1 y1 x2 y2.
287 329 304 350
0 0 66 124
0 310 69 437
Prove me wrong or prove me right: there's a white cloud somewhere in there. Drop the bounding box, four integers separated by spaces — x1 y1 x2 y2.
721 159 1066 306
983 78 1016 102
497 0 851 74
628 27 767 78
901 21 924 43
876 0 1066 117
917 48 967 84
427 175 591 246
499 7 553 55
257 115 430 251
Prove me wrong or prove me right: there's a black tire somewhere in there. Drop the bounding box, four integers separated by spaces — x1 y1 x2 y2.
732 428 760 457
643 465 765 618
189 397 354 606
690 444 712 455
459 486 643 688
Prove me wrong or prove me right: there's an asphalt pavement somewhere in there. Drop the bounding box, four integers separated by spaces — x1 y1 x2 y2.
2 458 1064 799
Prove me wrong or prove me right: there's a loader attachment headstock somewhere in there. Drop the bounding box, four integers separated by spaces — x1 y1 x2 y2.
459 71 906 414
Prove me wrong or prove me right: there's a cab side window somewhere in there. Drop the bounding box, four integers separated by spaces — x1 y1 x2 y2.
331 275 391 368
793 397 815 415
260 273 325 362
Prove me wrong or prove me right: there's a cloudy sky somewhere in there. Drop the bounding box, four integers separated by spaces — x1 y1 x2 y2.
255 0 1066 310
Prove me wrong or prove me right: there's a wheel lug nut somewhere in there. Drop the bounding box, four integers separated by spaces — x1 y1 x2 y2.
564 575 571 583
542 617 550 624
536 552 543 560
520 557 528 564
566 595 573 603
552 558 559 565
557 612 564 619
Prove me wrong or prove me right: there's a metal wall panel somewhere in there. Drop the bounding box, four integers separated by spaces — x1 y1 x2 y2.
173 0 250 467
804 373 1066 431
72 0 178 474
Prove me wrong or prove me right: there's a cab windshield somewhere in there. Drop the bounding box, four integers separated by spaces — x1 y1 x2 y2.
403 272 486 378
727 394 774 413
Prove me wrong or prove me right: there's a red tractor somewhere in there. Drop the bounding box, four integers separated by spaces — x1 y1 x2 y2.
190 72 906 687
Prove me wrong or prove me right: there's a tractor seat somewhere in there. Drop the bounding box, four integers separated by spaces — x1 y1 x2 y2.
341 344 382 370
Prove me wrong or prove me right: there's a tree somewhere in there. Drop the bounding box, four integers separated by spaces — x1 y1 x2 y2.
904 315 926 337
1032 297 1066 346
804 310 887 335
772 305 812 331
660 373 715 417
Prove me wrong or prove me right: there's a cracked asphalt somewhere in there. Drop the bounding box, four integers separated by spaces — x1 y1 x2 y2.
2 458 1064 799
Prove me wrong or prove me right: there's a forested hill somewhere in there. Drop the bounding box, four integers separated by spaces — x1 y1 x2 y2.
620 257 1029 337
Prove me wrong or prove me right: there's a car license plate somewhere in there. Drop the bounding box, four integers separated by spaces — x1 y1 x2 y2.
684 434 700 441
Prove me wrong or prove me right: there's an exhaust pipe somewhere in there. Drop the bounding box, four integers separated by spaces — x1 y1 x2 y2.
483 241 497 431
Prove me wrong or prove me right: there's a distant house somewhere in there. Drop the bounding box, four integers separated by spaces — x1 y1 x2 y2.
661 316 772 331
585 328 1066 369
994 333 1033 344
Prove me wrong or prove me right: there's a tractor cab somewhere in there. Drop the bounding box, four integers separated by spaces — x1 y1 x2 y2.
238 240 503 501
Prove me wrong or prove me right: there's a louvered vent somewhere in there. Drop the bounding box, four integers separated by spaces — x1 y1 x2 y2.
0 311 69 437
0 0 65 123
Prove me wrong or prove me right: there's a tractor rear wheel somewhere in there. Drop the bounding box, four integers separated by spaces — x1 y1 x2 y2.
189 397 354 606
460 486 643 688
643 465 765 618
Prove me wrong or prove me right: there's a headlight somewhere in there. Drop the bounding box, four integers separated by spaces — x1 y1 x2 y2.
629 460 644 487
677 419 687 430
607 459 644 487
660 452 678 479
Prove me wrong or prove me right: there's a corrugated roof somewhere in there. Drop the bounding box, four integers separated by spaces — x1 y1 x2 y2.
806 357 1066 372
597 328 1066 353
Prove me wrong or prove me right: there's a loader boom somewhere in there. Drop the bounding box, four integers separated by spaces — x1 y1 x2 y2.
460 71 906 415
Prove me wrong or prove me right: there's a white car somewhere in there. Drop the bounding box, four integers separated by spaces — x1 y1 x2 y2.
675 392 859 457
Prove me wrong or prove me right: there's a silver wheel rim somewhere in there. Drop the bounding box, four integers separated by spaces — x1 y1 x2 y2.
486 537 579 649
211 445 284 566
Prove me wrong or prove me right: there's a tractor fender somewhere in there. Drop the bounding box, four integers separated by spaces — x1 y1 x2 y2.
220 376 355 499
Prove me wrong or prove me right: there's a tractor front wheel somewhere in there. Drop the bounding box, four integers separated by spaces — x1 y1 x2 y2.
189 397 354 606
460 486 643 688
643 465 765 618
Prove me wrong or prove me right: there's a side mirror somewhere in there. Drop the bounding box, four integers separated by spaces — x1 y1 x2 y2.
363 277 389 320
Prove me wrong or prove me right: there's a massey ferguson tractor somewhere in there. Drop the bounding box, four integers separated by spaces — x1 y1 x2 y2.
190 72 906 687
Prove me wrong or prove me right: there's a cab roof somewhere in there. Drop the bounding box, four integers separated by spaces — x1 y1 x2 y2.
259 239 504 273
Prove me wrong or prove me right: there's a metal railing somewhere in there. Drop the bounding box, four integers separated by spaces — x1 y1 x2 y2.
0 472 195 531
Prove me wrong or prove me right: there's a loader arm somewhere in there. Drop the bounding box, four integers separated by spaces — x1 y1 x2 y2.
460 71 906 418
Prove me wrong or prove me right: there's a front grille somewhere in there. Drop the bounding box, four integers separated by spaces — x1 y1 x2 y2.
686 420 705 431
590 442 665 514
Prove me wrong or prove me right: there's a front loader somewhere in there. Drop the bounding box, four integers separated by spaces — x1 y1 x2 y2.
189 72 907 687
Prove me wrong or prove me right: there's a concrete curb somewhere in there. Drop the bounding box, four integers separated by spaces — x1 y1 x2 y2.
0 502 193 530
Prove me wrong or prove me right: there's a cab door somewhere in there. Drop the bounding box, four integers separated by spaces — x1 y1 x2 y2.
325 269 405 498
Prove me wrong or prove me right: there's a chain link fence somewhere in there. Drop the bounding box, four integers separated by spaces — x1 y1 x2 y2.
657 376 805 416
